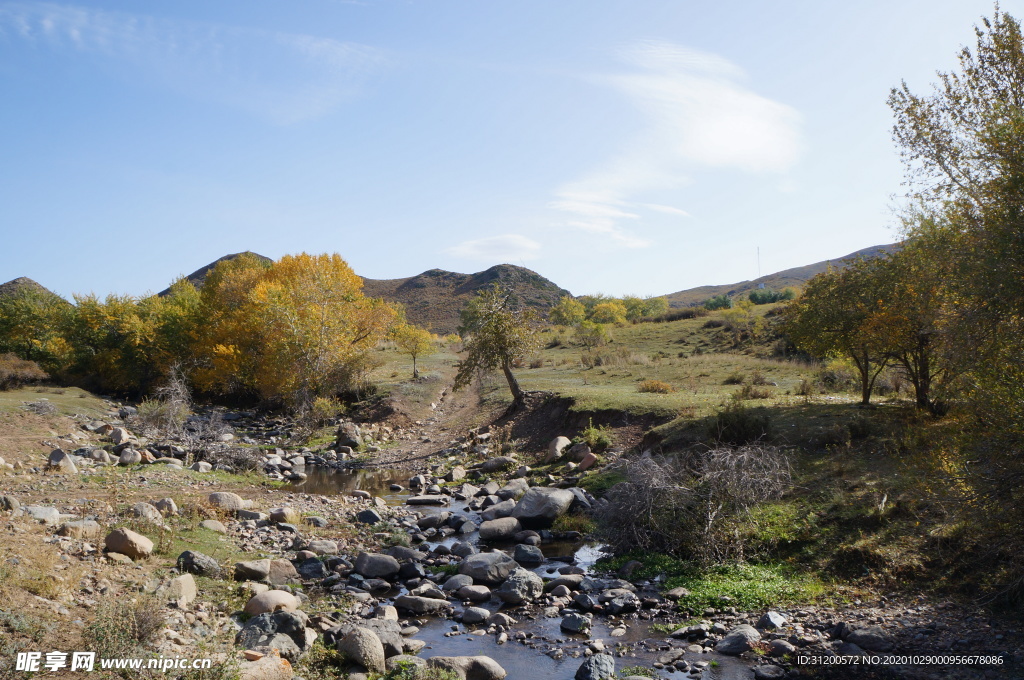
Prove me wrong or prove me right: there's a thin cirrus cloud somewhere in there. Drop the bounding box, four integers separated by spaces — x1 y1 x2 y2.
550 40 802 247
0 2 385 124
446 234 542 262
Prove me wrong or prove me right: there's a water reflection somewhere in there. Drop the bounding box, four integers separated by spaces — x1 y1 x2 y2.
288 466 409 505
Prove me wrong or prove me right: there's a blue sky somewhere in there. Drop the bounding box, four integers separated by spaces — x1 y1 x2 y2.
0 0 1015 300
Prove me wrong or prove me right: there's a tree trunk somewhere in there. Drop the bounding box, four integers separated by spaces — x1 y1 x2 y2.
412 355 419 379
502 361 525 408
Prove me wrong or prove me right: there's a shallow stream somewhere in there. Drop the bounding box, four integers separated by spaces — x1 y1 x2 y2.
288 467 753 679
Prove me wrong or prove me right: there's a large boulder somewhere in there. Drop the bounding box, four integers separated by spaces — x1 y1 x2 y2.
104 528 153 560
478 517 521 541
394 595 454 615
336 626 385 674
57 519 102 539
132 502 163 523
177 550 222 578
715 624 761 655
236 610 313 662
235 559 272 581
118 449 142 466
511 487 574 528
47 449 78 474
243 590 300 616
267 559 300 586
575 654 615 680
458 552 518 585
23 506 60 525
426 656 507 680
354 552 401 580
335 423 363 449
480 457 517 473
327 619 404 658
158 574 198 607
843 626 894 653
494 568 543 604
208 492 247 511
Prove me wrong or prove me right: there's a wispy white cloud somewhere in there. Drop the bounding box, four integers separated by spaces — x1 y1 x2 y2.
446 234 542 261
0 2 385 124
549 40 802 247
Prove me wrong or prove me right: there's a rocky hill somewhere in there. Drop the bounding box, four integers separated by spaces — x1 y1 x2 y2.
362 264 572 334
0 276 66 302
665 243 901 307
158 251 273 296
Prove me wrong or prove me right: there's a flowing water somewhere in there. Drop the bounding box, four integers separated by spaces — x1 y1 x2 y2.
287 467 753 679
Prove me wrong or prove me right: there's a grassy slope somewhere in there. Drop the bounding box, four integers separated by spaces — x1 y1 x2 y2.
367 304 972 601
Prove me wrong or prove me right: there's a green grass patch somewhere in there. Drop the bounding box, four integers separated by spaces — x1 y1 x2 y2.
578 469 626 495
551 513 597 535
0 385 110 417
599 553 827 610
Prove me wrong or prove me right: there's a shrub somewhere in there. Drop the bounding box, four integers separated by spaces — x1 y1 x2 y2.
529 358 544 369
83 595 164 658
796 379 814 396
749 369 770 386
723 372 745 385
702 318 725 329
637 379 675 394
704 294 732 311
0 354 48 390
596 447 791 562
22 399 56 415
735 384 772 400
575 418 613 452
707 403 773 444
648 307 708 323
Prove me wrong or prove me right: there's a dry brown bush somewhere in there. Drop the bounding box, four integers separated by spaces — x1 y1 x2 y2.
0 354 48 390
596 446 791 563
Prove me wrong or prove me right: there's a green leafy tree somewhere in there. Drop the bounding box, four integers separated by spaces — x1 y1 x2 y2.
393 324 435 378
548 296 586 326
783 260 893 405
453 284 540 408
589 300 628 325
574 320 609 349
704 294 732 311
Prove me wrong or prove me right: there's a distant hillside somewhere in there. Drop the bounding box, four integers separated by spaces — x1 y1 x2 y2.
665 243 901 307
362 264 572 334
0 277 65 303
158 251 273 296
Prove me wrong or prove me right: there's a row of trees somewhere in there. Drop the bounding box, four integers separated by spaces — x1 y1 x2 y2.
548 293 669 326
0 253 414 408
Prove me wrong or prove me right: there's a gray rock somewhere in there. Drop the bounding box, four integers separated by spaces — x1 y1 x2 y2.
0 496 20 513
457 585 492 602
104 528 153 560
843 625 894 652
459 551 519 585
330 619 404 658
479 499 516 521
769 639 797 657
757 611 787 629
545 436 572 463
335 422 363 449
386 655 427 672
560 612 592 634
267 559 300 585
442 574 474 591
236 610 312 662
426 656 507 680
208 492 246 511
354 552 400 580
462 607 490 625
754 665 786 680
199 519 228 534
23 505 60 525
58 519 102 539
336 626 385 673
480 456 517 473
715 624 761 655
513 544 544 565
494 568 543 604
479 517 522 541
395 595 454 615
575 654 615 680
511 487 574 528
152 498 178 516
190 461 212 472
297 558 329 580
355 508 383 524
306 539 338 555
177 550 222 578
47 449 78 473
118 449 142 466
235 559 272 581
132 502 163 522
